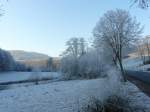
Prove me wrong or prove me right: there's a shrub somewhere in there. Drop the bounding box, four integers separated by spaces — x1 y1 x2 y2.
60 56 79 79
60 50 106 80
78 51 105 79
80 95 133 112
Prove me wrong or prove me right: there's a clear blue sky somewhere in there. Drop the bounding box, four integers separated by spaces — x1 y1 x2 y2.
0 0 149 57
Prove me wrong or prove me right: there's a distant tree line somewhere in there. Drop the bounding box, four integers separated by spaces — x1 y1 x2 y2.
137 36 150 65
0 48 33 72
60 37 106 79
0 49 58 72
0 48 15 71
40 57 59 72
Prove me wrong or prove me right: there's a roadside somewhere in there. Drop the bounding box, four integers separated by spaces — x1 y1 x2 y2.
127 75 150 97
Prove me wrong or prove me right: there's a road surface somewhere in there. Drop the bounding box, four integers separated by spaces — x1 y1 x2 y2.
126 70 150 96
126 70 150 84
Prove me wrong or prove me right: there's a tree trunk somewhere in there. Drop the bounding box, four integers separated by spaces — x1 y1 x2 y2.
118 58 127 82
118 43 127 82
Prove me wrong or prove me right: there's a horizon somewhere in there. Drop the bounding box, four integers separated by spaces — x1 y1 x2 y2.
0 0 150 57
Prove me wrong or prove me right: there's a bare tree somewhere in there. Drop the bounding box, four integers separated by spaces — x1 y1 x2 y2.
144 36 150 61
93 9 143 81
46 57 53 71
0 49 16 71
133 0 150 8
62 37 87 58
137 39 146 63
137 36 150 64
79 38 87 56
60 37 87 78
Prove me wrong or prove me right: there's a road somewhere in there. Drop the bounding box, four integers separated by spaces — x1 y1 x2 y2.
126 70 150 85
126 70 150 96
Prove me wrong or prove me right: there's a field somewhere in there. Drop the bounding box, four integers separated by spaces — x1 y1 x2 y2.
0 75 149 112
0 72 60 83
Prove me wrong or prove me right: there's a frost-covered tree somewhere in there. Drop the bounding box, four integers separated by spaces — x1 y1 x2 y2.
137 36 150 64
133 0 150 8
60 37 107 79
60 37 87 79
0 49 16 71
93 9 143 81
62 37 87 58
0 48 29 72
143 36 150 62
78 49 106 78
46 57 53 71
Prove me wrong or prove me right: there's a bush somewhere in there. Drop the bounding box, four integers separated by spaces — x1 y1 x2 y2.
60 50 106 80
60 56 79 79
78 51 105 79
80 95 133 112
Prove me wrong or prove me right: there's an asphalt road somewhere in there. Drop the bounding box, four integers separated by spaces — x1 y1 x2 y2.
126 70 150 85
126 70 150 96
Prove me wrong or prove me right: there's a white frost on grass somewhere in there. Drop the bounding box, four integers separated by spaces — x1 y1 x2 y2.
0 71 149 112
0 72 61 83
124 82 150 112
0 75 121 112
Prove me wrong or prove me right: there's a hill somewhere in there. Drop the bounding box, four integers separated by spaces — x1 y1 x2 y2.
9 50 50 61
8 50 60 71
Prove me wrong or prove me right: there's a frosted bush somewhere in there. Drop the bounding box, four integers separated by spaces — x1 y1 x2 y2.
60 49 107 79
60 56 79 79
78 68 129 112
78 51 104 78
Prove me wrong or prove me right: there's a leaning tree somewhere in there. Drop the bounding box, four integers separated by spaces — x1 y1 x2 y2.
93 9 143 81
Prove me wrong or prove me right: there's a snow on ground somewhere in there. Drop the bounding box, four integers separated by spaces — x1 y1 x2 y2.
125 82 150 112
0 78 120 112
123 57 143 70
123 56 150 71
0 78 149 112
0 72 61 83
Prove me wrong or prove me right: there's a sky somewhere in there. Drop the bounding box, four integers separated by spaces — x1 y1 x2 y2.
0 0 149 57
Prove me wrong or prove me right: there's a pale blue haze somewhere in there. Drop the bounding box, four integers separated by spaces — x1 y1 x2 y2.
0 0 149 56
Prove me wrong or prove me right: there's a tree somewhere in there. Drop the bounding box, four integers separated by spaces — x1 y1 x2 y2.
78 49 105 78
93 9 143 81
137 39 146 63
62 37 87 58
137 36 150 64
79 38 87 56
46 57 53 71
60 37 87 78
143 36 150 62
133 0 150 8
0 49 16 71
